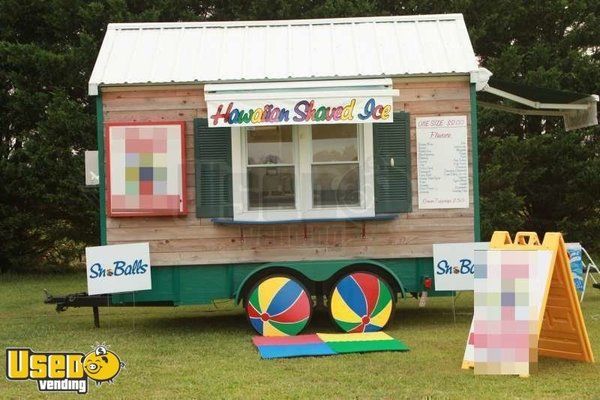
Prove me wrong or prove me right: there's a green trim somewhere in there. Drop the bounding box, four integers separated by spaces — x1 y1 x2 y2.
470 83 481 241
96 95 107 245
111 258 437 306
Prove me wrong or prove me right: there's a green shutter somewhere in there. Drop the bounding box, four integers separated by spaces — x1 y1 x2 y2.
373 112 412 214
194 118 233 218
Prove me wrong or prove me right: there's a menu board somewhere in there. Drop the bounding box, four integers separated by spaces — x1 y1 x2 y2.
416 116 469 209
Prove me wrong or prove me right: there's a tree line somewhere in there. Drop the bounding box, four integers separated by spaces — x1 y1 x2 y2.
0 0 598 271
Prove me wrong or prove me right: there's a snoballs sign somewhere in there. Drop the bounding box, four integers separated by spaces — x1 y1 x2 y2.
207 96 394 127
433 242 489 291
85 242 151 295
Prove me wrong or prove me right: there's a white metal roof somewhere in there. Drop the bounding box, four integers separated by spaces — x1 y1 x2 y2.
89 14 479 95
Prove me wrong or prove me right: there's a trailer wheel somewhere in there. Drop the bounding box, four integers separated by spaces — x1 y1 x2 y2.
245 275 312 336
329 271 395 333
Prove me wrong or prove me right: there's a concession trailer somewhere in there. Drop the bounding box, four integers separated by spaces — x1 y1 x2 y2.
46 14 599 335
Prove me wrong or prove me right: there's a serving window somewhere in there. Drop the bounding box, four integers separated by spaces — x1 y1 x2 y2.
232 123 374 222
311 124 360 208
246 126 296 210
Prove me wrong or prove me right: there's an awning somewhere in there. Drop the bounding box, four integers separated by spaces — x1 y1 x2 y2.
476 71 598 131
204 79 399 128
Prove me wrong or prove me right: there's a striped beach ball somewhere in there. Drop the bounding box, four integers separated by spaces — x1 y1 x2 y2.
330 272 394 333
246 276 311 336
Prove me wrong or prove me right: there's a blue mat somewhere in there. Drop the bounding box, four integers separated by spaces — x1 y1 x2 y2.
257 343 336 359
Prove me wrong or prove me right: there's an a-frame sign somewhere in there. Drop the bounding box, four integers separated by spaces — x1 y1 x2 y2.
462 231 594 376
537 232 594 362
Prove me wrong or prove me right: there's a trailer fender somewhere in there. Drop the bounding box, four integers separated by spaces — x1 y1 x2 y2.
234 260 405 304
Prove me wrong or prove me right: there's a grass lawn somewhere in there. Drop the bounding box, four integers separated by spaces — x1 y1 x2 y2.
1 272 599 399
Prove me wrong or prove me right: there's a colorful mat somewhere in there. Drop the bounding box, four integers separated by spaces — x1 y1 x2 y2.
252 332 409 359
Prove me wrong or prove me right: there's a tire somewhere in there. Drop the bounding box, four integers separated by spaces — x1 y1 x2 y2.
329 271 395 333
244 274 312 336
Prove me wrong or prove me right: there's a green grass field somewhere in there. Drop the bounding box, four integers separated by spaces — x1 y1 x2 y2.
1 273 599 399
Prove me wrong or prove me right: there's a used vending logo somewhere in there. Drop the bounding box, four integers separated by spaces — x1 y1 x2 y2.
6 344 124 394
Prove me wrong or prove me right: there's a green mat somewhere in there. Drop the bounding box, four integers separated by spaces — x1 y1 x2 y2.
326 339 410 354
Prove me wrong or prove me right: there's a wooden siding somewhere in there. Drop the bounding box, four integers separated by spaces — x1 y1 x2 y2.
102 77 475 266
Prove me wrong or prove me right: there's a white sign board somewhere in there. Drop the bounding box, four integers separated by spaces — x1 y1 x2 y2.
206 96 394 127
84 150 99 186
433 242 489 291
86 243 151 295
416 116 469 209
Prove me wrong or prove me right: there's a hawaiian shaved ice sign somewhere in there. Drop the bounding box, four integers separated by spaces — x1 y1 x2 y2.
207 97 393 127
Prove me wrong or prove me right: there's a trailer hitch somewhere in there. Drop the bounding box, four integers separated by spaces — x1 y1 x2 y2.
44 290 174 328
44 290 111 328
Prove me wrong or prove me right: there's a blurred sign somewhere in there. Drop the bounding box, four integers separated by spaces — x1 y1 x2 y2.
85 150 99 186
567 243 584 292
86 242 151 295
